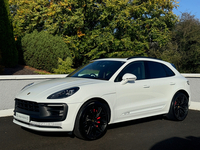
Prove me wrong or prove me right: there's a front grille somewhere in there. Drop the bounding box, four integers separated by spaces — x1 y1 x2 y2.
15 99 39 112
14 99 68 122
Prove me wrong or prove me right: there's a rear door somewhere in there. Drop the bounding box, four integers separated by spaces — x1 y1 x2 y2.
145 61 176 113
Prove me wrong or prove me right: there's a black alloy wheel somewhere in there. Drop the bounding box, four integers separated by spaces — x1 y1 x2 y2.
167 92 189 121
74 101 109 140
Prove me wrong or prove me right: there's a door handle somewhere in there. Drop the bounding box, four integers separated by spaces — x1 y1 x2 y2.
143 85 150 88
170 82 176 85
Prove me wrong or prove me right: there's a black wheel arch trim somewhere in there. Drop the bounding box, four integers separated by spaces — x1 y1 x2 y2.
167 90 189 113
175 90 190 99
76 98 111 124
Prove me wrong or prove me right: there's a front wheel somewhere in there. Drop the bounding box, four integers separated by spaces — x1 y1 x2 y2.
74 101 109 140
167 92 189 121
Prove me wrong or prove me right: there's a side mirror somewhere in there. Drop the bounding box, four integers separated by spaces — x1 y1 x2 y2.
121 73 137 85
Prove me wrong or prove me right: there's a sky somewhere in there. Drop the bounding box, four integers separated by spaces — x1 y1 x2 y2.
173 0 200 20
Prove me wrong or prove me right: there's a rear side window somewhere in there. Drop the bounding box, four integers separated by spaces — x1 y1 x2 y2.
145 61 175 79
162 64 175 77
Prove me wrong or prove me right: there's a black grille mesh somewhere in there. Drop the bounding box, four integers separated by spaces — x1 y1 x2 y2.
15 99 39 112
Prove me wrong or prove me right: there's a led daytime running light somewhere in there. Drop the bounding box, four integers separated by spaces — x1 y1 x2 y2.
47 87 79 99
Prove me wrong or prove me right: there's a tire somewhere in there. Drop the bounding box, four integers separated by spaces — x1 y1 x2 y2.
73 101 109 140
167 92 189 121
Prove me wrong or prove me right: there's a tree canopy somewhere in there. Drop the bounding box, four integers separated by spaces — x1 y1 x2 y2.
0 0 18 67
149 12 200 73
9 0 179 67
173 13 200 72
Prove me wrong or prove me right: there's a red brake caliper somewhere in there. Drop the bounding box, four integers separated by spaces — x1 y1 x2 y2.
96 117 101 127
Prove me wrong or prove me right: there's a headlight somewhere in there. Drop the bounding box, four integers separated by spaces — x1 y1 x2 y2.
47 87 80 99
21 82 34 91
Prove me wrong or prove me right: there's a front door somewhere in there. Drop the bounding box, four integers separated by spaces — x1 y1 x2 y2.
113 61 152 123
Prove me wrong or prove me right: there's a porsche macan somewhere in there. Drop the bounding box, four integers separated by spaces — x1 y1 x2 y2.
13 57 191 140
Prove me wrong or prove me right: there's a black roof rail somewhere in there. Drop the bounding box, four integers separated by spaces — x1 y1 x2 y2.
127 56 161 60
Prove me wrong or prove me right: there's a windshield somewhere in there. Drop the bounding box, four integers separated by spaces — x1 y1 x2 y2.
68 60 125 80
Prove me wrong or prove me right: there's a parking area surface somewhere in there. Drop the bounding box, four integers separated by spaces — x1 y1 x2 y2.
0 110 200 150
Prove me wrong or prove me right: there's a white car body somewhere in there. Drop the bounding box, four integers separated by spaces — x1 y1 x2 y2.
13 57 191 138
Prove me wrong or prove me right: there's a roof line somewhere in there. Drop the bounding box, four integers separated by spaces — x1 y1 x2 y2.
127 56 161 60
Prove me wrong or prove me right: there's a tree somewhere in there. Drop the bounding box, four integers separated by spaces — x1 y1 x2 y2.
9 0 178 67
0 0 18 67
173 13 200 72
0 51 3 74
149 13 200 73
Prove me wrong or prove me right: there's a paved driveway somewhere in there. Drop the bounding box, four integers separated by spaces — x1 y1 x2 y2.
0 110 200 150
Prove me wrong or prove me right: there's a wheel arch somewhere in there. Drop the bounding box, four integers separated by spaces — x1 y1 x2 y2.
167 89 189 121
73 97 111 140
167 89 190 113
175 89 190 99
78 97 111 123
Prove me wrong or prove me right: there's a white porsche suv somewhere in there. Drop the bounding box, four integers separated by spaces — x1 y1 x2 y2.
13 57 191 140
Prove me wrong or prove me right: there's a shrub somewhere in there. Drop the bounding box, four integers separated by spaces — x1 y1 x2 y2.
0 0 18 67
53 57 74 74
22 30 72 72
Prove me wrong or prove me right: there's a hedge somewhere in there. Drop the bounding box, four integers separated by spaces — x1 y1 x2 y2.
22 30 72 72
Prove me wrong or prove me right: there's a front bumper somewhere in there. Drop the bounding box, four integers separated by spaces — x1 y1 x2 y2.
13 118 64 132
14 99 68 122
13 98 79 132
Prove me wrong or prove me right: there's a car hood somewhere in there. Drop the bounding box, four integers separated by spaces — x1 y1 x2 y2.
16 77 109 101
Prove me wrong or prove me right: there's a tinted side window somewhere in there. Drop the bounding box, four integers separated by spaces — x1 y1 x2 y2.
162 64 175 77
115 61 145 82
146 61 167 79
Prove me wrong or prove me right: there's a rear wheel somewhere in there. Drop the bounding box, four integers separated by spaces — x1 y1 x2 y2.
74 101 109 140
167 92 189 121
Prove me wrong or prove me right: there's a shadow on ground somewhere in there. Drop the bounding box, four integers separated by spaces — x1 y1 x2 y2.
21 127 75 138
108 114 164 130
22 114 165 138
150 136 200 150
